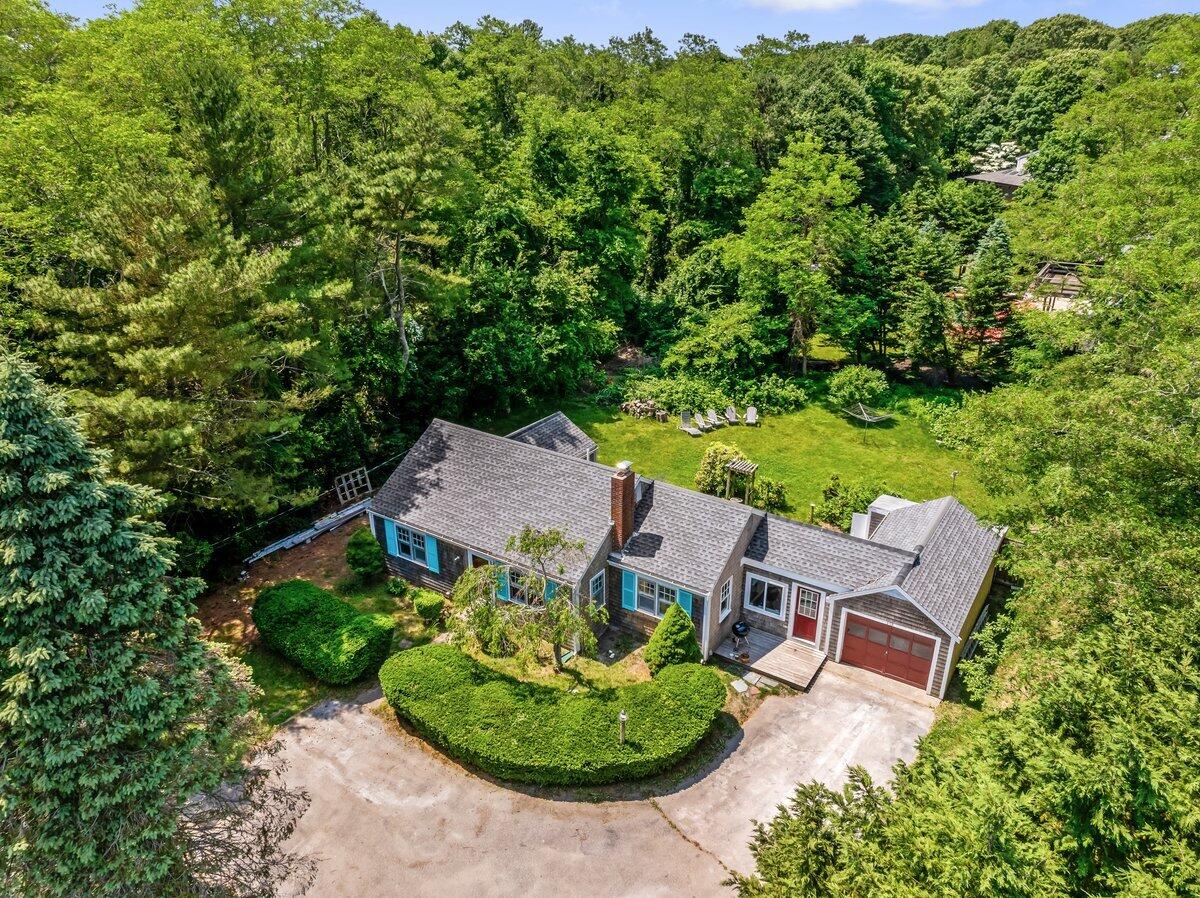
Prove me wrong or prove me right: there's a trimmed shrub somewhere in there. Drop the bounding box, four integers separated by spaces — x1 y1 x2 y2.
644 602 702 675
413 590 445 625
827 364 889 410
385 576 408 597
622 372 731 415
252 579 395 684
380 644 726 785
346 526 385 583
752 477 791 514
735 373 809 414
816 474 889 531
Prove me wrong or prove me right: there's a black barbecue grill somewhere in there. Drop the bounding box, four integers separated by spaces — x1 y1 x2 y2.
731 618 750 652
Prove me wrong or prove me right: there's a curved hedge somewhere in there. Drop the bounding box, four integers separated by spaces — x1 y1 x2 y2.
252 579 395 685
380 644 727 785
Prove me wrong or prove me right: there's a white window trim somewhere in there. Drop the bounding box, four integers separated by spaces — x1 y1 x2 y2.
634 573 680 620
395 524 427 566
589 570 606 606
744 571 788 621
372 513 430 569
719 577 733 622
834 607 942 695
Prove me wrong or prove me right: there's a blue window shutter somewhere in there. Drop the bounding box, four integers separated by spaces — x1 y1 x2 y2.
497 567 510 602
677 589 693 616
384 520 399 556
544 580 557 601
621 570 636 611
425 535 440 574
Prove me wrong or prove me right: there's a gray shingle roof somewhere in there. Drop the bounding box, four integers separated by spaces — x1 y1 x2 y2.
615 481 757 596
870 497 953 552
373 420 614 585
506 411 597 460
744 515 916 592
891 499 1005 636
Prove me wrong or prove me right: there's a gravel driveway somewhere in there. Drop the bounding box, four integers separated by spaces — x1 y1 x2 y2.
278 665 935 897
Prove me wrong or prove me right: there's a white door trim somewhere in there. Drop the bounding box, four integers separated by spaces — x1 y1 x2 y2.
788 583 824 647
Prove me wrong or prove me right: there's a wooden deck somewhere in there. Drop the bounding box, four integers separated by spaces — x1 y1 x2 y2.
716 627 827 690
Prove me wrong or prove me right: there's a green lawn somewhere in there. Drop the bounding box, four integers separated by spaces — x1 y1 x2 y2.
483 396 994 518
224 579 445 729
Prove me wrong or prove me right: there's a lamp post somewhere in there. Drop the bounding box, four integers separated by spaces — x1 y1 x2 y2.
618 709 628 745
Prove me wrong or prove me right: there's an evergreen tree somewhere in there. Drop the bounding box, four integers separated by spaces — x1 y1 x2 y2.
0 352 310 896
644 602 702 675
900 279 959 380
960 218 1014 364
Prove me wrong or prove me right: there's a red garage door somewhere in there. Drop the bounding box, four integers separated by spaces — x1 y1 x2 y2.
841 614 936 690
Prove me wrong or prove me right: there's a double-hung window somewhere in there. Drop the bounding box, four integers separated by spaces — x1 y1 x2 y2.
636 575 678 618
590 570 606 606
507 568 528 604
395 525 426 565
745 572 785 619
719 578 733 621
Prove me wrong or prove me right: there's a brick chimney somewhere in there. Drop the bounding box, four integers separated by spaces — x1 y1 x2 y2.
611 461 635 549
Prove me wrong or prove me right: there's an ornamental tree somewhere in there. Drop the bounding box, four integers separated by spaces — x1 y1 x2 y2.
0 352 311 896
644 602 702 675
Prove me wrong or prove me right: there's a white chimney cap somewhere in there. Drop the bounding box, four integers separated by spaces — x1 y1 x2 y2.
616 460 633 472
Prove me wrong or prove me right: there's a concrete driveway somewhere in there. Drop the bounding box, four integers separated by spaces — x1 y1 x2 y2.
277 666 934 897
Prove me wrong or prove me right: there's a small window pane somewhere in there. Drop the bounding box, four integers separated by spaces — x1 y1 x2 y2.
657 584 677 617
590 572 605 605
911 641 935 661
748 579 766 610
637 579 656 613
889 634 911 652
795 588 819 618
765 584 783 615
848 621 868 639
868 627 888 645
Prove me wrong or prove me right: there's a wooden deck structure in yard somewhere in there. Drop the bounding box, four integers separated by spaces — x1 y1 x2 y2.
716 627 827 690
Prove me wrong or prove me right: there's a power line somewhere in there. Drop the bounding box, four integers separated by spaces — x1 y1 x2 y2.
177 447 410 560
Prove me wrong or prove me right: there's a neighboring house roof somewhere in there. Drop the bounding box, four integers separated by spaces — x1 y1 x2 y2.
506 411 597 460
616 481 757 596
744 515 916 593
964 168 1031 190
373 419 614 585
868 498 1005 636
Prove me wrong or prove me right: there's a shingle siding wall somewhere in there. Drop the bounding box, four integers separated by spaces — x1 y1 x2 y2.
578 535 614 640
704 517 763 657
372 514 464 594
605 566 705 642
829 593 950 695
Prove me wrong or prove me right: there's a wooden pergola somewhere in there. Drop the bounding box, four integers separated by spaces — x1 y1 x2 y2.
724 458 758 504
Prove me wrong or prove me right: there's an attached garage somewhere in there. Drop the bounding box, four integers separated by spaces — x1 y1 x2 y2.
840 613 938 690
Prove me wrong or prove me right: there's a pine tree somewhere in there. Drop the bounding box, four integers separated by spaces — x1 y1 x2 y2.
960 218 1014 364
0 352 309 896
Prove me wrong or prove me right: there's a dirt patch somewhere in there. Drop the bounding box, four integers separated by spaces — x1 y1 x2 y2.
196 515 368 643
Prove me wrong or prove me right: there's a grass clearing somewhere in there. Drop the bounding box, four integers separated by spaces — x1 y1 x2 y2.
481 393 994 517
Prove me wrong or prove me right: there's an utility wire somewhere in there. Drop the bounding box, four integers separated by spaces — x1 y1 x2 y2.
177 448 410 559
